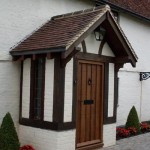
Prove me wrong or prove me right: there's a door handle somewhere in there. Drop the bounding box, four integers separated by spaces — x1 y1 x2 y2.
88 79 92 85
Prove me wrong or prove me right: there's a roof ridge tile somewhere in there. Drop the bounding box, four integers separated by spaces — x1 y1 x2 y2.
52 5 108 20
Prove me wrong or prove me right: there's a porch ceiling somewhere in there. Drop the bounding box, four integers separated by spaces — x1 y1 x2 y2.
10 5 138 67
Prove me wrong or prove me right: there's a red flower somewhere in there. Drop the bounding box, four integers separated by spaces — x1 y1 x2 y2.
20 145 35 150
140 123 150 133
128 127 137 135
116 127 130 138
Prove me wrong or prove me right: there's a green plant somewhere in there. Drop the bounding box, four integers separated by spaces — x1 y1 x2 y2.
0 112 20 150
125 106 141 133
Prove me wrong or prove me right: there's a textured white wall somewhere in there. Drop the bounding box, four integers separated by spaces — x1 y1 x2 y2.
0 61 20 127
117 14 150 126
117 71 141 125
44 59 54 122
141 79 150 121
0 0 93 60
108 63 115 117
19 125 76 150
22 59 31 119
64 58 73 122
103 124 116 147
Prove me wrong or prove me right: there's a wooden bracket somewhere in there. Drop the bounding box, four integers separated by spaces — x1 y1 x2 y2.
98 35 106 55
61 47 80 67
81 40 87 53
115 63 124 72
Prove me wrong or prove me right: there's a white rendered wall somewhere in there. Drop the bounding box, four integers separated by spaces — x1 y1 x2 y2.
0 61 20 128
64 58 73 122
117 14 150 126
0 0 93 61
22 59 31 119
44 59 54 122
19 125 76 150
103 124 116 147
108 63 115 117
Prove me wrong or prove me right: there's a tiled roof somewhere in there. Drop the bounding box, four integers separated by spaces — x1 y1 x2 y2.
10 5 138 66
10 5 109 54
94 0 150 21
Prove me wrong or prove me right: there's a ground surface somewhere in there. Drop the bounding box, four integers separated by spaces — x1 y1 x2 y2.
100 132 150 150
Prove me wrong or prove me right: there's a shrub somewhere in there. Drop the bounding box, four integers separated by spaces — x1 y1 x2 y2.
125 106 141 133
0 112 20 150
0 130 8 150
20 145 35 150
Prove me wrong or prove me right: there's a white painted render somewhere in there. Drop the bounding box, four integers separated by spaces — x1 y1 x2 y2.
19 125 76 150
117 14 150 126
44 59 54 122
108 63 115 117
0 0 93 61
103 124 116 147
64 58 73 122
19 123 116 150
0 61 20 127
22 59 31 119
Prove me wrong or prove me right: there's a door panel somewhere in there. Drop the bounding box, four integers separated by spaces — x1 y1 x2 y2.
76 60 104 149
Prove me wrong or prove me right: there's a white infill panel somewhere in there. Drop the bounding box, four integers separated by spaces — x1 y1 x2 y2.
102 43 115 57
108 63 115 117
44 59 54 122
22 59 31 118
64 58 73 122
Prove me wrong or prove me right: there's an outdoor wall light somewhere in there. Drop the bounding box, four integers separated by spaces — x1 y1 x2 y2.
94 26 106 41
140 72 150 81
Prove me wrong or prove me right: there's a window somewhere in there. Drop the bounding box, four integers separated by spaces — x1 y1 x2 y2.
30 58 45 120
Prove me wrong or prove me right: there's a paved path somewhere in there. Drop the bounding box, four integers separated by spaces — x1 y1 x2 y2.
101 133 150 150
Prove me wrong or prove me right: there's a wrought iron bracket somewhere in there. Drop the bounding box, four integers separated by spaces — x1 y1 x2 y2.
140 72 150 81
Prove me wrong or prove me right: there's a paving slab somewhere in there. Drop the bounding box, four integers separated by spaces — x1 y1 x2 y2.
100 133 150 150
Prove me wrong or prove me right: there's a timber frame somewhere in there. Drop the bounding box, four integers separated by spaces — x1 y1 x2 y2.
11 5 137 131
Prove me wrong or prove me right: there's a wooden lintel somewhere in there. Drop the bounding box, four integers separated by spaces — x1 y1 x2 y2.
75 52 115 63
47 53 52 59
114 56 130 63
81 40 87 53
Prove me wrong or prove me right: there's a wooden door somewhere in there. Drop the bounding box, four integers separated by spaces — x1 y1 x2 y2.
76 60 104 150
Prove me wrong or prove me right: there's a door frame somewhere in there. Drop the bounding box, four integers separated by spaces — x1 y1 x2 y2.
74 56 104 150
